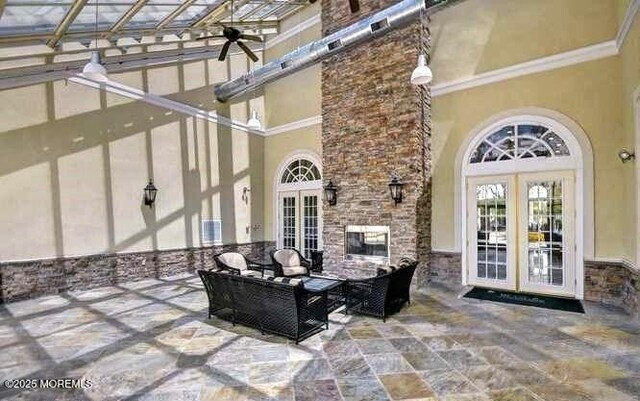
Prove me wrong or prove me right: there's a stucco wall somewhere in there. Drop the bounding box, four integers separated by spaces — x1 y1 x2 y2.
619 4 640 265
0 53 266 262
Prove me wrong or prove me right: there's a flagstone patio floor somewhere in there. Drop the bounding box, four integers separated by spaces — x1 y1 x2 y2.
1 273 639 400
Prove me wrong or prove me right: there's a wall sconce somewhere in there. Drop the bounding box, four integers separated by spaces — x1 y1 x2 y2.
388 173 404 205
619 148 636 163
143 179 158 208
242 186 251 203
324 180 337 206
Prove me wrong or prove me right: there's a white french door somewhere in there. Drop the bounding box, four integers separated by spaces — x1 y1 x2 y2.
467 171 576 297
277 189 322 259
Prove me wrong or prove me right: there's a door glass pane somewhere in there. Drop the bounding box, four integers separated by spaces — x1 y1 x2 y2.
282 196 296 249
475 183 508 281
302 195 319 259
526 180 564 286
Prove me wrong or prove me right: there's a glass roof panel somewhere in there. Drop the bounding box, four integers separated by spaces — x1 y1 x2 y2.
126 5 176 29
0 5 70 34
68 4 131 32
250 3 283 19
275 4 301 19
167 5 208 26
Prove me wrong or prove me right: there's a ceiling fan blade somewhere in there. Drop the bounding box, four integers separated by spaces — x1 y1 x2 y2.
349 0 360 13
239 34 263 43
218 41 231 61
237 40 259 62
196 35 226 41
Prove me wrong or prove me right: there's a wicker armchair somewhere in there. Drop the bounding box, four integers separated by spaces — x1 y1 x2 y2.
198 269 235 320
214 252 271 276
270 249 311 277
344 258 417 322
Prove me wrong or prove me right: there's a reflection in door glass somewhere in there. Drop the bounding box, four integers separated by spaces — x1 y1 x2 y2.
527 181 564 286
303 195 319 258
282 197 297 249
475 184 508 281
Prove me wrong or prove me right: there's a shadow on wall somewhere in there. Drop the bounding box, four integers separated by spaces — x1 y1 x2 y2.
0 59 265 263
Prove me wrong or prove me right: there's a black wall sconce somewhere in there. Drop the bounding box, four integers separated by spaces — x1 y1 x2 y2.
619 148 636 163
388 173 404 205
143 179 158 208
324 180 337 206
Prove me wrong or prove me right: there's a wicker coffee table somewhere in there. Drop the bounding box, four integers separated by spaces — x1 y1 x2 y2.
301 276 345 327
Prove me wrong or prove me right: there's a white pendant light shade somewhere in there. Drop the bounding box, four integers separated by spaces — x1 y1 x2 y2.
410 54 432 86
83 51 108 82
247 110 261 130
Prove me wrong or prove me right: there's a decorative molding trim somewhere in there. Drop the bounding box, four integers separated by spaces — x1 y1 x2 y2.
617 0 640 50
70 74 268 136
265 14 321 50
432 41 618 97
265 115 322 136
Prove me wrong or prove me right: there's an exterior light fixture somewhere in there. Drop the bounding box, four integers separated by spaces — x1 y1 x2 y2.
411 54 432 86
619 148 636 163
143 180 158 208
247 110 261 130
388 173 404 205
82 0 108 82
324 180 337 206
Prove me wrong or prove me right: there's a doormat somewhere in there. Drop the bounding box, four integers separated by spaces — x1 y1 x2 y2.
463 287 585 313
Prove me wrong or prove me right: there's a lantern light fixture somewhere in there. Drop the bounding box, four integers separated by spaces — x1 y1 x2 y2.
143 179 158 208
324 180 337 206
388 173 404 205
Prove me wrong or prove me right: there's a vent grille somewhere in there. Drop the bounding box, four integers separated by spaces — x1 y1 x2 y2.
202 219 222 245
370 19 389 32
327 40 343 51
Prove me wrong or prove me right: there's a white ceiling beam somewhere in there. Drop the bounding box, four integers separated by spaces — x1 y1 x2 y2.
46 0 90 48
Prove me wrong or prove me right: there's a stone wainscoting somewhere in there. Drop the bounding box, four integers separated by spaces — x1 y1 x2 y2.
584 260 639 319
0 242 274 303
428 250 463 284
427 251 640 318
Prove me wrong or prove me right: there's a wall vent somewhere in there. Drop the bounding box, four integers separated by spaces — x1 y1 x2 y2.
327 40 343 51
201 219 222 245
370 18 390 32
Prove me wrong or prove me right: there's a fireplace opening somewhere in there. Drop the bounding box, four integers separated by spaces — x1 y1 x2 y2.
345 225 390 262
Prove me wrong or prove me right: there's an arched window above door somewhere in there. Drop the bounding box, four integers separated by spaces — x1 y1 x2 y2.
470 124 571 164
280 158 322 183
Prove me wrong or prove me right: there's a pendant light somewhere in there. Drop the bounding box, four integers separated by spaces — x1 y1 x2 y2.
247 109 261 129
410 7 432 86
82 0 108 82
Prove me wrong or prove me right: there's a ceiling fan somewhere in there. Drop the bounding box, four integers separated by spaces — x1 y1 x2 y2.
196 0 263 62
308 0 359 13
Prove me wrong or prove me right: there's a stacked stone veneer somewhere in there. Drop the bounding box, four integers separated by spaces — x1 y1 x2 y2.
0 242 274 303
584 260 640 319
321 0 431 284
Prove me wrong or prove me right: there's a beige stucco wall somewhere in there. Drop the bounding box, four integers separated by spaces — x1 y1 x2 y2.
430 0 619 85
619 6 640 264
0 54 266 261
431 57 627 259
261 9 323 242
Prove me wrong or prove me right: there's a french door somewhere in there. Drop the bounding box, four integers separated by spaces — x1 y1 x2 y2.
467 171 575 297
277 190 322 259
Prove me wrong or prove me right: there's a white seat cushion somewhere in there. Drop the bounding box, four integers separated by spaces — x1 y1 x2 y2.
282 266 308 277
273 249 300 267
217 252 248 271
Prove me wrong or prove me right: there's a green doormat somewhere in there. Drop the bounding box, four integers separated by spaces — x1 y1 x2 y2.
464 287 585 313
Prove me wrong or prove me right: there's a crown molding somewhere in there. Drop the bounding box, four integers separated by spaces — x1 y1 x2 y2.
265 14 321 50
264 115 322 136
617 0 640 50
432 40 618 98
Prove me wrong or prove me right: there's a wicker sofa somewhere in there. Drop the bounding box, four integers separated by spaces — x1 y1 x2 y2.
198 269 327 343
344 258 417 321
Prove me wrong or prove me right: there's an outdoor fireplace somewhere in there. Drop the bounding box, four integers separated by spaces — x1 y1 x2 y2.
345 225 390 263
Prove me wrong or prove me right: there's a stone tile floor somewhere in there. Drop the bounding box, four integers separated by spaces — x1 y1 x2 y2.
1 273 639 400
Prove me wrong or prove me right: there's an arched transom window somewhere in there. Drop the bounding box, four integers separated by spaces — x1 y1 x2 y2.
280 159 321 183
470 124 571 164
